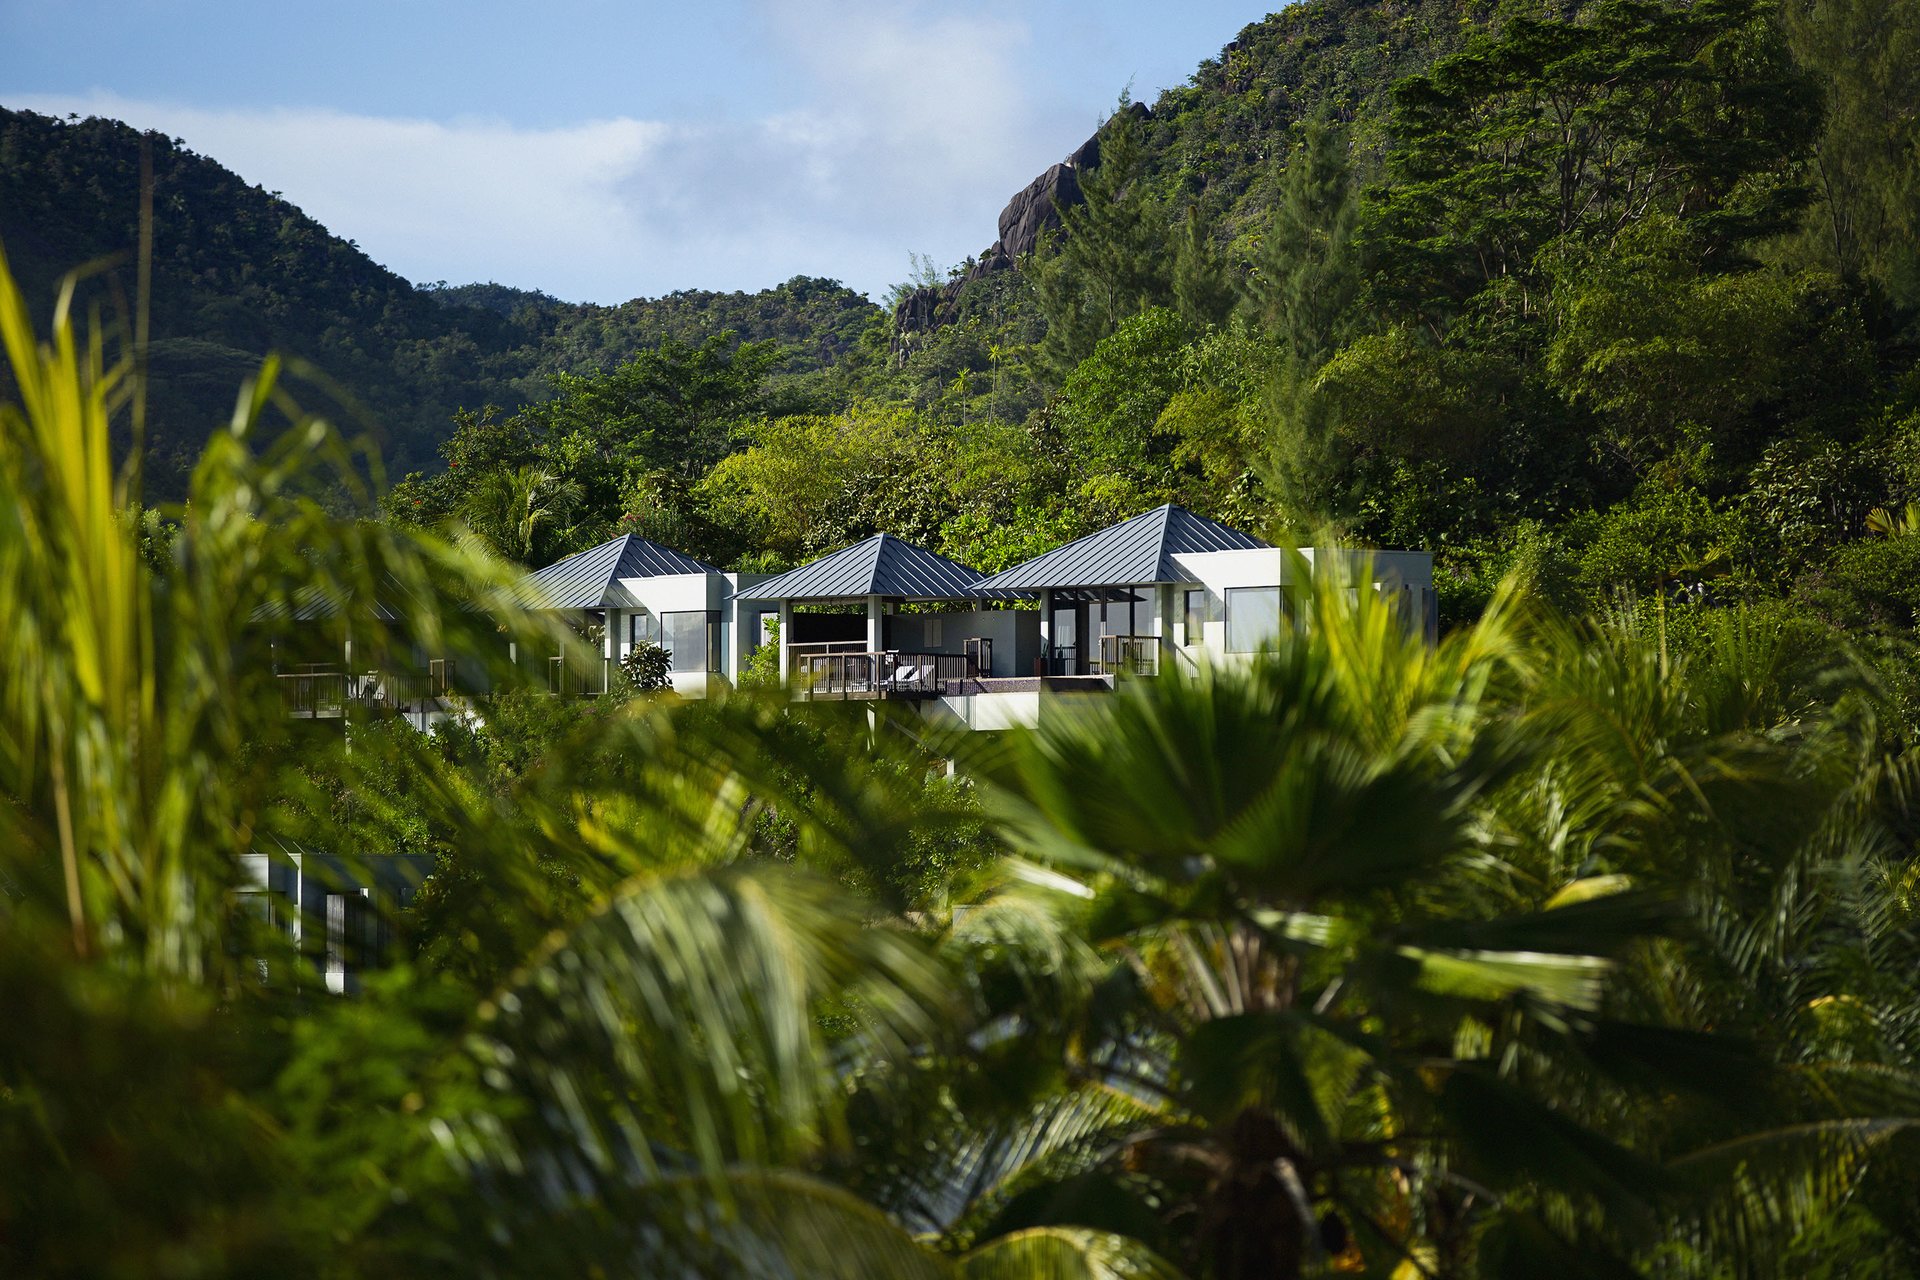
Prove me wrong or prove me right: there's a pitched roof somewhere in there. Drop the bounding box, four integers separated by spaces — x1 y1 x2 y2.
253 573 416 623
735 534 990 602
973 505 1270 592
519 534 717 610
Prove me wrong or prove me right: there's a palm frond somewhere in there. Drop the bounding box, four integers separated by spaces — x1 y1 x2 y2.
881 1084 1166 1239
428 1166 954 1279
1666 1114 1920 1277
439 865 953 1199
957 1227 1186 1280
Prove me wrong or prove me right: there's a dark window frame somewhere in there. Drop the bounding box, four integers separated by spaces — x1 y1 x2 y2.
1183 588 1207 646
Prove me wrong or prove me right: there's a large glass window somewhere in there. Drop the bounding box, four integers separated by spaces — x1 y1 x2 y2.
628 610 660 649
1184 589 1207 646
1049 598 1078 649
1225 587 1284 653
661 611 709 672
1095 590 1150 644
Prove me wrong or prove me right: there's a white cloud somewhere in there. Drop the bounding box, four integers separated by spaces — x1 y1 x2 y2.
6 9 1089 305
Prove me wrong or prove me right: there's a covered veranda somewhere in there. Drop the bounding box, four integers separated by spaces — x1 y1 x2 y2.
973 504 1272 677
733 534 1036 700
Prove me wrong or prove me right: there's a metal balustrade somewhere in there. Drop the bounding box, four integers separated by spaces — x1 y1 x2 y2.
791 650 980 701
279 661 461 721
545 654 612 698
1043 635 1161 677
278 668 349 718
1097 634 1160 676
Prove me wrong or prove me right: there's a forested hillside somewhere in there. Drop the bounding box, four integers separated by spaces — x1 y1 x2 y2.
10 0 1920 710
830 0 1920 720
0 108 884 491
18 3 1920 1275
389 0 1920 731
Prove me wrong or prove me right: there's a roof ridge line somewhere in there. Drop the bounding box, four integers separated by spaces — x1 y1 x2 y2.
1015 506 1158 564
1151 503 1177 580
860 531 888 592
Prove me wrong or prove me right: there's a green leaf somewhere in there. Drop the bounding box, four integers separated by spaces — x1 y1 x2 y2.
958 1227 1186 1280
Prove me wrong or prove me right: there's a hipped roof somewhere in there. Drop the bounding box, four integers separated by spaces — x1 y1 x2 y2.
518 534 717 610
735 534 996 602
973 505 1269 592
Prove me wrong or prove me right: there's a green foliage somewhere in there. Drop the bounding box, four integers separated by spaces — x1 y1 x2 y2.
1244 110 1360 367
387 334 779 564
1564 483 1748 603
1364 0 1818 324
1544 219 1804 469
617 639 674 694
461 464 583 563
1745 433 1888 571
1797 531 1920 637
1780 0 1920 302
740 613 782 689
699 404 925 562
1312 324 1512 463
1054 308 1195 478
1028 106 1177 381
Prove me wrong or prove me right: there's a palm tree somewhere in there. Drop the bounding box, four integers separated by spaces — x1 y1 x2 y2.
462 464 584 563
1867 502 1920 539
0 249 1159 1278
8 241 1920 1279
890 565 1675 1277
897 567 1920 1278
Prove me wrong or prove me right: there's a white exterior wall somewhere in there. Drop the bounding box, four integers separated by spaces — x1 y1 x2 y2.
929 686 1116 732
237 848 431 994
723 573 778 684
597 571 779 697
607 571 713 697
1167 547 1436 669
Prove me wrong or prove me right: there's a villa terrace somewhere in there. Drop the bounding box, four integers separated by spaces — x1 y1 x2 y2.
269 506 1436 734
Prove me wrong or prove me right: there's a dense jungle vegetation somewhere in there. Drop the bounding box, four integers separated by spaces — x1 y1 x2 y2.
0 105 879 489
11 0 1920 1275
369 0 1920 745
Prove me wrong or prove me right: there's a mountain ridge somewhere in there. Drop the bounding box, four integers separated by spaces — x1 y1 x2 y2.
0 106 884 492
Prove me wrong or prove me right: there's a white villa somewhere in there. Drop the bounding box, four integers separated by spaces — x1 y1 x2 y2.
512 532 775 696
270 505 1435 731
518 504 1436 731
257 505 1434 989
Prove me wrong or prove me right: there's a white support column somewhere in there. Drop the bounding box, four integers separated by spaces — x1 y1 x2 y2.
342 626 356 727
866 595 884 653
1037 589 1052 676
603 609 619 691
778 599 794 685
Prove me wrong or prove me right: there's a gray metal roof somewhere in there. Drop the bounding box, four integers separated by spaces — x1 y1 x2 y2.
973 505 1270 592
519 534 717 610
735 534 990 602
255 574 413 623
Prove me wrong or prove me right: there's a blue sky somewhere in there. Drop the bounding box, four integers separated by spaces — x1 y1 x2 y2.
3 1 1272 303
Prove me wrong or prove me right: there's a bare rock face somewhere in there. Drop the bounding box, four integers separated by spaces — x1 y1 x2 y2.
997 163 1082 262
890 105 1145 342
